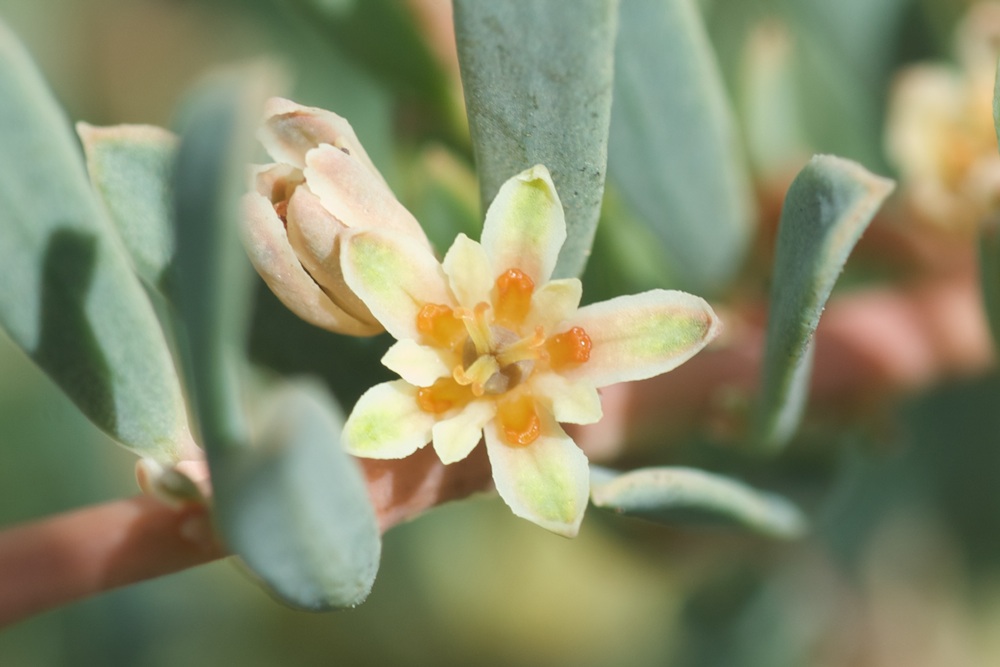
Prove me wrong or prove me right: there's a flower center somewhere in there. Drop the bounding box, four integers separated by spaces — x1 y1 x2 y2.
414 268 593 447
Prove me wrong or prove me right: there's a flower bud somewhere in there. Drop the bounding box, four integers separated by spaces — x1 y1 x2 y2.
242 98 432 336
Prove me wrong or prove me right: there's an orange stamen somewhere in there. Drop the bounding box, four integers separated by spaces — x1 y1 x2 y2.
416 378 473 415
545 326 592 370
497 393 541 447
416 304 466 348
494 269 534 326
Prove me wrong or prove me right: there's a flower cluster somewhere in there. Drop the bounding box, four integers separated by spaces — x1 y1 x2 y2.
245 99 720 536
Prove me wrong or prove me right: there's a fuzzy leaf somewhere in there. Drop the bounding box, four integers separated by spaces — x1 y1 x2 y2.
609 0 755 295
755 155 894 451
453 0 618 279
212 379 381 610
170 67 381 609
170 68 272 453
77 123 177 291
590 466 806 539
0 18 191 461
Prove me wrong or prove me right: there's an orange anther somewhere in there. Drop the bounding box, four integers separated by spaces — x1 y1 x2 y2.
416 378 473 415
494 268 534 326
497 393 541 447
416 303 466 348
545 326 592 370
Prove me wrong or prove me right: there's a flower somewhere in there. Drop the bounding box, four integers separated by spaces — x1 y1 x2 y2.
241 98 432 336
885 3 1000 233
340 164 721 536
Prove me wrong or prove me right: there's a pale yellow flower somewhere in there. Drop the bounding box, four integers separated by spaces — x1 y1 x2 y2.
885 3 1000 232
340 165 720 536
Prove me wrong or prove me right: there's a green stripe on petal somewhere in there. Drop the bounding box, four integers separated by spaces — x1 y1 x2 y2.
484 417 590 537
481 165 566 285
342 380 435 459
442 233 493 308
432 400 495 465
564 289 721 388
341 229 452 340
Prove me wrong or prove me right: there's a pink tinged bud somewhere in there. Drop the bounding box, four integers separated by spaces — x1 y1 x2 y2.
242 98 433 336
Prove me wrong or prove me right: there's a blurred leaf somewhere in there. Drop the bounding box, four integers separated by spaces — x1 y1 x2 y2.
288 0 457 141
76 123 177 292
212 379 380 610
581 186 675 306
453 0 618 279
401 146 481 252
609 0 755 296
981 219 1000 352
738 20 810 175
170 67 380 609
755 155 894 451
170 68 266 453
591 465 806 538
0 18 190 461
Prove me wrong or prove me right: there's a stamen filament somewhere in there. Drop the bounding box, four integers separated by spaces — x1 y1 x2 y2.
457 302 494 355
496 326 545 367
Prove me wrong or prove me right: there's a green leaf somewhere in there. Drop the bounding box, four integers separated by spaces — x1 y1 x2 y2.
0 18 191 461
590 466 806 539
980 219 1000 352
755 155 894 451
76 123 178 292
212 379 381 610
609 0 755 295
170 66 381 609
453 0 618 279
169 67 273 453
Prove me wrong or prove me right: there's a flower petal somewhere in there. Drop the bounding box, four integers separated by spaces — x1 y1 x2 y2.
304 144 430 245
442 233 493 308
481 164 566 285
562 289 721 387
340 229 453 340
240 186 381 337
258 97 382 181
432 400 496 464
284 184 379 325
531 373 603 425
484 416 590 537
382 339 452 386
525 278 583 332
342 380 434 458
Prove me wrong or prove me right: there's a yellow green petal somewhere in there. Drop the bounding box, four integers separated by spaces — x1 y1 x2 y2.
484 416 589 537
481 164 566 285
341 229 452 340
562 289 721 388
342 380 434 459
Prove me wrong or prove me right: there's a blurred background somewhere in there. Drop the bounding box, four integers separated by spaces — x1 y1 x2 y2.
3 0 1000 665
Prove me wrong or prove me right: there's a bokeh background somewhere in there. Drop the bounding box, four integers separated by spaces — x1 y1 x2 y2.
3 0 1000 665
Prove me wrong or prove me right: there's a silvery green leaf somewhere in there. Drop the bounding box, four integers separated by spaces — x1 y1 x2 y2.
212 379 381 610
170 66 380 609
453 0 618 278
76 123 177 292
609 0 755 295
755 155 894 451
0 18 191 461
590 466 806 539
